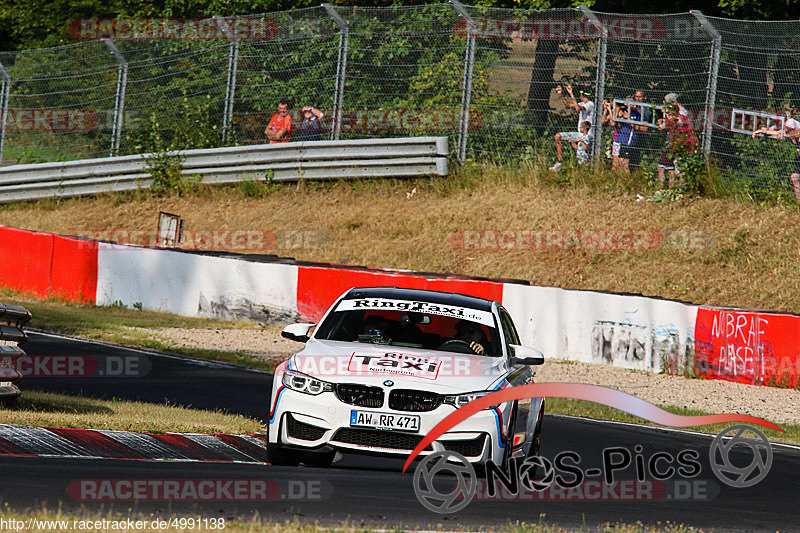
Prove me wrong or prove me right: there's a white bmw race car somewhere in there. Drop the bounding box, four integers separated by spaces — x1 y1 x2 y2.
268 286 545 468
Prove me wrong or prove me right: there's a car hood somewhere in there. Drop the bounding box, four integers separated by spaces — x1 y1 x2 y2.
288 339 510 393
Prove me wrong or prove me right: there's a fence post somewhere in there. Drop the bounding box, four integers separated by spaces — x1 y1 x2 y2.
215 16 239 144
0 63 9 165
691 10 721 162
323 3 349 141
103 39 127 156
579 6 607 163
451 0 476 164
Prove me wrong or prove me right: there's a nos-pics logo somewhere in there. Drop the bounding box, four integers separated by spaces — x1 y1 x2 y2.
412 424 773 514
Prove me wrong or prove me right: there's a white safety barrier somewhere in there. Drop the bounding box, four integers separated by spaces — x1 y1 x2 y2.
501 284 698 373
95 244 299 323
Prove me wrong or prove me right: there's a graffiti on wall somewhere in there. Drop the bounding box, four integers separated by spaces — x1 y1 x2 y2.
694 308 800 386
590 321 683 372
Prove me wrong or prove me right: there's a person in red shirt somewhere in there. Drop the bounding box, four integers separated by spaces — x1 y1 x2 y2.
265 101 292 143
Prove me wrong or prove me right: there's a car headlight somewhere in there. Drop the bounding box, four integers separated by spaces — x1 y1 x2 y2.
443 391 499 410
282 369 333 395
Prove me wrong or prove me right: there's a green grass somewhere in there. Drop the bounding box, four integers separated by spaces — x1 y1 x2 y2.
2 390 262 434
546 398 800 446
0 503 707 533
0 289 276 371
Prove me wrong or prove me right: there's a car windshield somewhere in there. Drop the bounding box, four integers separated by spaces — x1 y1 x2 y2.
314 297 502 356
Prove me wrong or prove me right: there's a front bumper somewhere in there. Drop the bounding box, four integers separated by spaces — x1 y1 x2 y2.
269 386 511 464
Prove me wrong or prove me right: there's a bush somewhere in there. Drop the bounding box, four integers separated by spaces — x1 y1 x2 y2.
145 151 196 195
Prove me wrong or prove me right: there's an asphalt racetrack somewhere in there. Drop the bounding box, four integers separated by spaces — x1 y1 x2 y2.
3 331 799 531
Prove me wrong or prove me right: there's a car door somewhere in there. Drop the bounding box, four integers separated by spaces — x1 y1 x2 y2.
498 307 542 459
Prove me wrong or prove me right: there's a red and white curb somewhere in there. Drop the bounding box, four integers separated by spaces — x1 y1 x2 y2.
0 424 268 463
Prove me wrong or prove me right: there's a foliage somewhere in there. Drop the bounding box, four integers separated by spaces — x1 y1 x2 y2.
127 86 214 194
238 170 278 197
4 0 800 201
4 0 798 52
144 150 191 195
723 135 797 198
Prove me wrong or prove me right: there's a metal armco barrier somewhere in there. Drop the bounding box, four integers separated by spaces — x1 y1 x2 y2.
0 302 31 405
0 137 449 203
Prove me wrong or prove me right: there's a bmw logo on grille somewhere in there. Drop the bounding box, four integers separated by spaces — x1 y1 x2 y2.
383 380 394 387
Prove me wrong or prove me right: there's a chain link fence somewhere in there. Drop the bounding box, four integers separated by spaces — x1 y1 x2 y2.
1 3 800 195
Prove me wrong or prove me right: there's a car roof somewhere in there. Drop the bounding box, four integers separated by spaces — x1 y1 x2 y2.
342 286 496 312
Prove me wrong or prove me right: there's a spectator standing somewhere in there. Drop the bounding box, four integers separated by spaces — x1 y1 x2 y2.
297 105 326 142
657 100 699 187
615 101 639 173
663 92 689 121
265 101 292 143
550 83 595 171
628 90 650 169
601 99 619 160
604 99 637 173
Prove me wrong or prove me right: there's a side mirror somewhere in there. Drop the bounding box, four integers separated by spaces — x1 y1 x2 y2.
509 344 545 366
281 323 316 343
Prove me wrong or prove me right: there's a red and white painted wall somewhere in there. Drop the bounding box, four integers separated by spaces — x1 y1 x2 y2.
1 225 797 387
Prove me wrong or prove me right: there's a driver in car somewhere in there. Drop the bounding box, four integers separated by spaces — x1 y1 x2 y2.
455 320 488 355
357 315 391 344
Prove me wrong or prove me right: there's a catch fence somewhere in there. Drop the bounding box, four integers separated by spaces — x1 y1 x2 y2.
0 3 798 193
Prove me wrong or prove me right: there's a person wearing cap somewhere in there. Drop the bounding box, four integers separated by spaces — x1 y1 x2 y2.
663 92 689 120
297 105 325 142
657 99 698 187
550 83 595 172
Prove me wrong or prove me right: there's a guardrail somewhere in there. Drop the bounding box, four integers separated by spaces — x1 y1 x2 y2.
0 137 449 203
0 302 31 405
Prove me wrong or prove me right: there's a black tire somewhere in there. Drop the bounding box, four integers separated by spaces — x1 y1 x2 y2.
266 443 301 466
528 405 544 459
500 401 518 469
266 420 300 466
0 396 18 408
519 406 545 482
301 449 336 468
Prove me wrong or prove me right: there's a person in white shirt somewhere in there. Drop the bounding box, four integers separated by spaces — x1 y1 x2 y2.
569 121 593 165
550 83 595 172
752 105 800 199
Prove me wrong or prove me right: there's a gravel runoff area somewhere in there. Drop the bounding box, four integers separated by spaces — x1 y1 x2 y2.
141 327 800 426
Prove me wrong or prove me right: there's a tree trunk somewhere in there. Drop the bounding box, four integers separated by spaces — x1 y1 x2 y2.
527 39 559 133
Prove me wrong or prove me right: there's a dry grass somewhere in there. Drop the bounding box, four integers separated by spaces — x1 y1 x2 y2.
2 390 262 434
1 164 799 313
0 289 275 370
